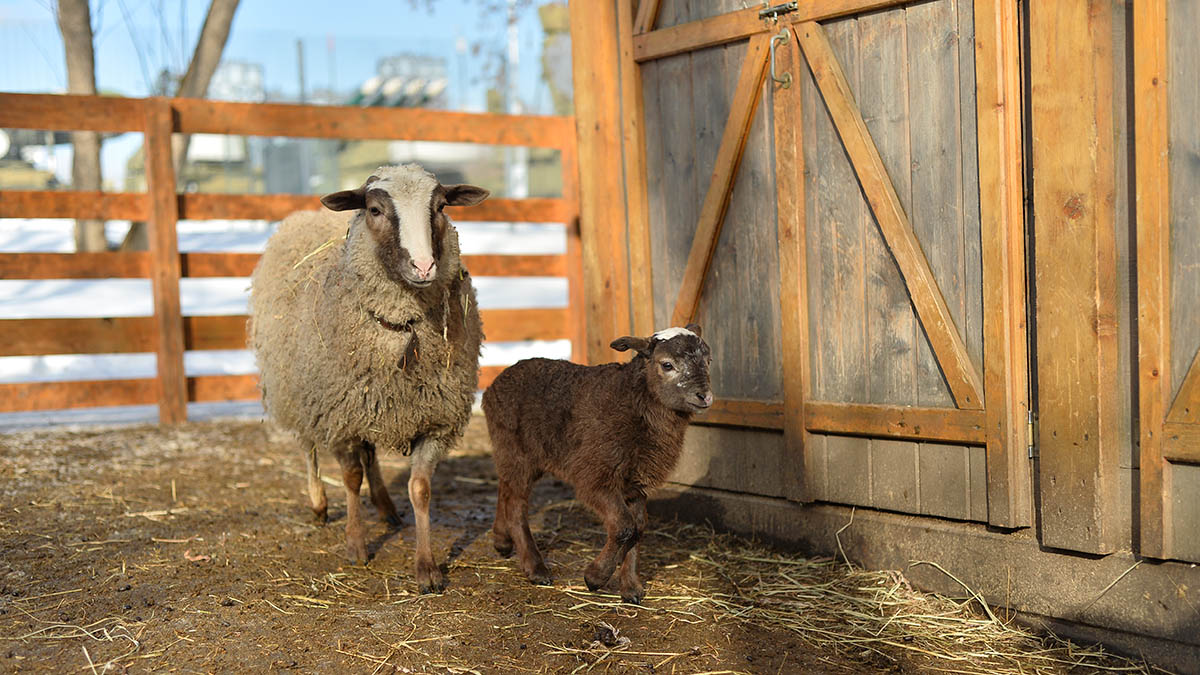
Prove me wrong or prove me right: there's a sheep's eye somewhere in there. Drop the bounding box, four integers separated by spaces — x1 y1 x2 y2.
368 206 382 217
660 361 674 372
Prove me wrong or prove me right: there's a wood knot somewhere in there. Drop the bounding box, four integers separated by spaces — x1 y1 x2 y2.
1063 194 1086 220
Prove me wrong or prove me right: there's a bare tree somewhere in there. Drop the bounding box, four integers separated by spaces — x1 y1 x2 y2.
54 0 241 252
56 0 106 252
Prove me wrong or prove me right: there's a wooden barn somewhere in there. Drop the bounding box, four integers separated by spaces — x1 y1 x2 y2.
567 0 1199 667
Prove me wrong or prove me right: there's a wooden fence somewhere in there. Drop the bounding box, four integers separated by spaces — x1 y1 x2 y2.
0 93 584 424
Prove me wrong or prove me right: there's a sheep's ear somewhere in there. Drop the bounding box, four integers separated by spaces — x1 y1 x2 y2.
610 336 652 355
684 323 702 337
443 184 490 207
321 188 366 212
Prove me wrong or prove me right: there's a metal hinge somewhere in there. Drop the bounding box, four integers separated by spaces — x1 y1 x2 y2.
759 2 798 22
1027 410 1037 459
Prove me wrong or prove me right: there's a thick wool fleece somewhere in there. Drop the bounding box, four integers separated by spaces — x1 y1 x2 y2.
249 168 482 458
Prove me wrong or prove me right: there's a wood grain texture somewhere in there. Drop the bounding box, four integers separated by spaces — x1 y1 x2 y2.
144 99 188 425
806 402 986 445
0 190 145 220
1166 348 1200 424
633 0 662 34
570 0 633 364
1163 423 1200 463
974 0 1031 527
797 20 984 411
559 140 587 363
1168 0 1200 408
0 93 145 132
671 33 770 327
693 398 784 430
619 0 657 338
1030 0 1121 554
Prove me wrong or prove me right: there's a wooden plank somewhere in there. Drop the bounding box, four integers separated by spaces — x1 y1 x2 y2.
1135 0 1171 558
570 0 633 363
796 20 984 411
0 190 146 220
0 93 145 133
619 0 656 337
1168 0 1200 406
480 308 570 342
670 33 770 327
0 378 157 412
188 374 259 403
975 0 1032 527
479 365 506 390
1030 0 1121 553
0 252 150 279
1167 348 1200 424
632 0 912 63
0 317 155 356
634 0 662 34
692 398 784 430
558 137 587 363
144 99 188 425
806 402 987 445
462 254 567 278
774 24 810 502
1163 423 1200 463
182 253 259 278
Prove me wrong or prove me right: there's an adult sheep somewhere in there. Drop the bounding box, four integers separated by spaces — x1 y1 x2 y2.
249 164 488 593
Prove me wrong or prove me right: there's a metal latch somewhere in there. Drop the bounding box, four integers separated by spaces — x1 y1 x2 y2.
759 2 798 22
1027 410 1037 459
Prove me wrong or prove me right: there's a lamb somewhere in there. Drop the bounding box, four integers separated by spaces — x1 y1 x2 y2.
248 163 489 593
482 324 713 603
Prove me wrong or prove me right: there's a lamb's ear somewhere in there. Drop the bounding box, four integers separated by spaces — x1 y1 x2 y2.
684 323 702 337
320 188 366 212
443 184 490 207
610 336 652 355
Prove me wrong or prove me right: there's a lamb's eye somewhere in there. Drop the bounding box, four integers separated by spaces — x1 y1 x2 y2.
368 206 382 217
660 361 674 372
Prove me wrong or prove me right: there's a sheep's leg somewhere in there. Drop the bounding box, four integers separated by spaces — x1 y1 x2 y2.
303 439 328 524
616 496 648 604
359 441 402 528
582 492 639 593
409 437 445 594
334 442 369 565
500 476 552 585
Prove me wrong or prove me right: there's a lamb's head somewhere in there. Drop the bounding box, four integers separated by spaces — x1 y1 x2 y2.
320 164 489 288
611 324 713 413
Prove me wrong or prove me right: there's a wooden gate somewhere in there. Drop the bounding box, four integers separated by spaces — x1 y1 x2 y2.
610 0 1029 526
1136 0 1200 561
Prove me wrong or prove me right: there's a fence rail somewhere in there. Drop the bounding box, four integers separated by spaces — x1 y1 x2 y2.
0 93 583 423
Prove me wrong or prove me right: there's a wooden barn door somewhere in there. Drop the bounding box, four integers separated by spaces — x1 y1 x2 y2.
620 0 1030 526
1136 0 1200 562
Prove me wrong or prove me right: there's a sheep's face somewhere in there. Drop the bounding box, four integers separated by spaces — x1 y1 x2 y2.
612 324 713 414
321 165 489 288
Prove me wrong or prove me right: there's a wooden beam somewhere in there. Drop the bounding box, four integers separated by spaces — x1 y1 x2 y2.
462 254 567 278
0 317 156 356
0 378 157 412
559 139 587 363
1135 0 1171 559
671 33 770 327
693 399 784 430
1030 1 1121 554
974 0 1032 527
633 0 662 35
145 99 188 425
631 0 912 63
806 402 987 445
0 252 150 279
1166 348 1200 424
0 190 145 220
774 26 811 503
619 0 656 337
188 374 259 403
1163 423 1200 463
795 21 984 411
0 93 144 133
570 0 633 363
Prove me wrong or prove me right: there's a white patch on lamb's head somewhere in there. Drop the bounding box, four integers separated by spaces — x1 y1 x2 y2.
652 326 696 342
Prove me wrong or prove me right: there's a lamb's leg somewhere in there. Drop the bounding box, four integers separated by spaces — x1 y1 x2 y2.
304 439 328 524
581 492 639 593
409 437 445 593
617 496 648 604
334 441 368 564
492 479 515 556
359 441 402 528
501 475 552 585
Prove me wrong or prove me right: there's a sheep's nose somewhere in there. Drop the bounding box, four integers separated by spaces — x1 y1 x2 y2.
696 391 713 408
413 258 437 280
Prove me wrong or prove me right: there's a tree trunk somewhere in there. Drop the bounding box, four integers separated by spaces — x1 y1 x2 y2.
121 0 241 251
57 0 107 252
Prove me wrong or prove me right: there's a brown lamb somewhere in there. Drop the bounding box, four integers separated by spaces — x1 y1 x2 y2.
482 324 713 603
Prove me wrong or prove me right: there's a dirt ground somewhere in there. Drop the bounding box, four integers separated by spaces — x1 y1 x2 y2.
0 414 1159 674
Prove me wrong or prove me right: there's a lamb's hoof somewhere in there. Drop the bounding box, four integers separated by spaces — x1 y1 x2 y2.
584 570 609 593
311 507 328 525
345 539 368 566
383 511 403 529
493 534 514 557
526 563 552 587
620 586 645 605
416 560 445 594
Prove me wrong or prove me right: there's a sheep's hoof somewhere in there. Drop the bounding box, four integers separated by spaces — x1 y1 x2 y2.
311 507 328 525
620 586 645 605
493 533 514 557
526 563 552 587
583 569 610 593
345 539 369 566
416 560 445 594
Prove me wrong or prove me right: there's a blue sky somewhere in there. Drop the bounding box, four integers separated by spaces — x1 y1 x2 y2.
0 0 555 110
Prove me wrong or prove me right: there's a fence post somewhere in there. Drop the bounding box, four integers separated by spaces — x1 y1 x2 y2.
560 136 587 364
144 98 188 424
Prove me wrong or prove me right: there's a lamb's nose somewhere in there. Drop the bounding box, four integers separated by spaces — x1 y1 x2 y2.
696 391 713 407
413 259 436 280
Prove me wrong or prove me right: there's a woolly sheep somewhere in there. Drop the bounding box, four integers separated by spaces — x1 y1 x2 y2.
249 164 489 593
482 324 713 603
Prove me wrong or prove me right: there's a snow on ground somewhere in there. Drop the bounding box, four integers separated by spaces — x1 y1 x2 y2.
0 217 572 428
